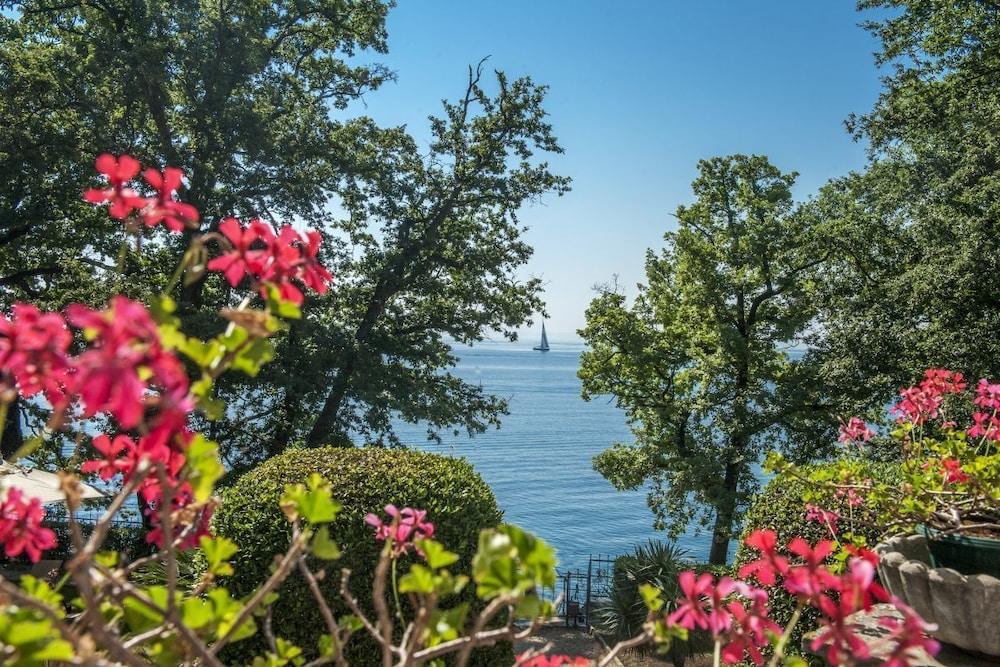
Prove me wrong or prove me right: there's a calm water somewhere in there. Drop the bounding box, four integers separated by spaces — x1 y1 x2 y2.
391 339 714 571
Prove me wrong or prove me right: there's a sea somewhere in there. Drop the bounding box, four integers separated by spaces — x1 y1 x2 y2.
391 338 716 572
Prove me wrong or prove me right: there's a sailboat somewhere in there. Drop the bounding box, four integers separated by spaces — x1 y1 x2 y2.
533 321 550 352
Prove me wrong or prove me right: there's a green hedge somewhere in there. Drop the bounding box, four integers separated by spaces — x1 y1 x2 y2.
213 446 508 665
732 461 900 655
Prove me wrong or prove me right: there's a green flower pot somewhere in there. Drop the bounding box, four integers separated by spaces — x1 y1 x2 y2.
919 525 1000 579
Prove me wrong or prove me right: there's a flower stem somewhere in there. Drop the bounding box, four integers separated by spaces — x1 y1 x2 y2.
767 602 804 667
391 558 405 625
713 639 721 667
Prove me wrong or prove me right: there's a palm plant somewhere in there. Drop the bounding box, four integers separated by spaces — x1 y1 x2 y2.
592 540 712 667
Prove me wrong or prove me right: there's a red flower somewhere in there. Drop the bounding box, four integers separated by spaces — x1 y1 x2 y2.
83 153 147 219
516 654 588 667
0 488 56 562
364 505 435 556
207 217 274 286
782 538 839 601
940 458 969 485
667 571 736 635
738 529 789 586
967 411 1000 441
838 417 874 445
720 591 780 665
66 296 189 428
881 600 940 667
81 434 136 481
141 167 199 232
805 504 841 534
0 303 73 407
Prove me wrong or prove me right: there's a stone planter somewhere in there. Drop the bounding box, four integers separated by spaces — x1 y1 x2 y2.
876 534 1000 657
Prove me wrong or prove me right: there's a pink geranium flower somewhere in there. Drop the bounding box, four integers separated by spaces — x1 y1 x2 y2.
738 529 789 586
0 488 57 562
0 303 73 407
66 296 189 428
782 538 839 601
365 505 435 557
83 153 147 219
838 417 874 445
141 166 199 232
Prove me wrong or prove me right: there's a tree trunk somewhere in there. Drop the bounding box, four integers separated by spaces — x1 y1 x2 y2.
1 396 23 460
708 460 740 565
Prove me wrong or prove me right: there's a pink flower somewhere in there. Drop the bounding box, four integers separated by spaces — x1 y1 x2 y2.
141 166 199 232
838 417 874 445
667 571 736 635
206 217 274 286
364 505 435 556
720 591 780 665
891 369 966 426
738 529 789 586
83 153 147 219
0 303 72 407
66 296 189 429
0 488 56 562
835 487 864 507
782 538 839 601
968 411 1000 442
81 434 136 481
805 504 841 534
206 219 333 306
974 378 1000 411
881 600 940 667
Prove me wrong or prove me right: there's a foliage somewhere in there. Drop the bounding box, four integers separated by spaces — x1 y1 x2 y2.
212 446 507 665
807 0 1000 417
0 3 568 471
592 541 713 667
579 154 833 564
773 369 1000 546
0 152 570 667
733 461 900 653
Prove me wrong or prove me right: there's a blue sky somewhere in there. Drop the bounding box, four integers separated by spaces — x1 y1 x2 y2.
351 1 886 341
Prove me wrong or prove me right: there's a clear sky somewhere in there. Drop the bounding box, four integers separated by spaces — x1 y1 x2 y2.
350 1 886 342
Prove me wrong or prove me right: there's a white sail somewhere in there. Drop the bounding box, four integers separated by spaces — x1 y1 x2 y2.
534 321 550 351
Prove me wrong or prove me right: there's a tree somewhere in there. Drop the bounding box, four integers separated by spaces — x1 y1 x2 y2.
0 0 391 457
579 155 832 564
214 64 569 464
0 3 568 467
808 0 1000 415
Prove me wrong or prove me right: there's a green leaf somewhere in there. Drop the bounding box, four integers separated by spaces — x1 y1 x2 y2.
201 535 239 576
185 434 224 502
311 526 341 560
417 539 459 570
398 564 435 594
280 474 340 524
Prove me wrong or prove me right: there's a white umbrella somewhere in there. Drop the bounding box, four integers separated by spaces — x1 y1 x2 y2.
0 462 105 505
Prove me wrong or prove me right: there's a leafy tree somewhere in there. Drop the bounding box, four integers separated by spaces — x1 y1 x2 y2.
579 155 832 564
0 3 568 466
808 0 1000 415
218 64 569 462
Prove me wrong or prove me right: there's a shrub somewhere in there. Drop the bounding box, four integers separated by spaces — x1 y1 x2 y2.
733 460 901 653
213 446 508 665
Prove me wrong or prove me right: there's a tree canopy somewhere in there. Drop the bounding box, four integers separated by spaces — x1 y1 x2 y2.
0 2 568 469
579 155 832 564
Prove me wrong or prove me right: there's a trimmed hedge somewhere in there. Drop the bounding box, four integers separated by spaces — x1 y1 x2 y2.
213 446 508 665
733 461 901 655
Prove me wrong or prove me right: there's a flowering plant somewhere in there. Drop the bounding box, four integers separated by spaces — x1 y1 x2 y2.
0 154 940 666
769 369 1000 546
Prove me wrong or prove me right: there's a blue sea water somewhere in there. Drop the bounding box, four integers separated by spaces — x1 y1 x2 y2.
391 339 715 572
